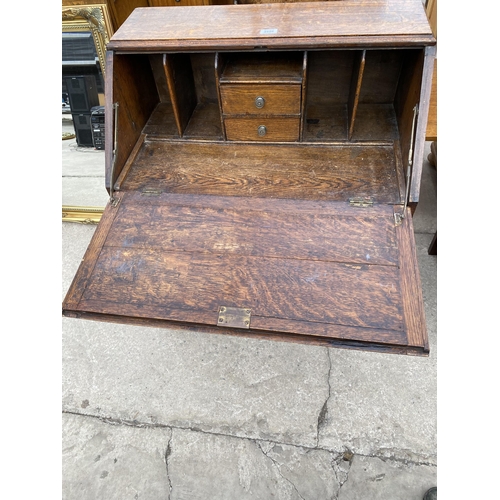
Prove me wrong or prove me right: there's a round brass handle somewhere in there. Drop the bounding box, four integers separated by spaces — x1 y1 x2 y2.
255 96 265 109
257 125 267 137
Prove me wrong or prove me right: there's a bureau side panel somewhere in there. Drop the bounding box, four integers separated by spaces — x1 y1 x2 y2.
105 52 159 191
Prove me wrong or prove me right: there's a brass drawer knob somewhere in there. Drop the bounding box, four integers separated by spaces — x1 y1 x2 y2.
255 96 265 109
257 125 267 136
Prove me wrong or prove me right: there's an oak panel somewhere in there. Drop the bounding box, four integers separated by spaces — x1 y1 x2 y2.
105 193 400 266
120 141 402 202
63 194 427 352
79 246 404 332
395 207 428 349
109 2 434 51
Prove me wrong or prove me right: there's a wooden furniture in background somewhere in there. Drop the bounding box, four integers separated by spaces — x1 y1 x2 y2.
425 0 437 256
63 1 436 355
425 0 437 141
426 60 437 141
426 0 437 38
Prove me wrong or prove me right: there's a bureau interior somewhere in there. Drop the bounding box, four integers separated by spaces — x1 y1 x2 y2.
109 48 425 203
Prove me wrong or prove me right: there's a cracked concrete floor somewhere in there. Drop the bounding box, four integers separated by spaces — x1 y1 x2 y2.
62 134 437 499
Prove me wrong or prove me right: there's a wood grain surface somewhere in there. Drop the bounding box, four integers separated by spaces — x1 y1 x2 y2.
299 51 308 140
108 1 435 51
105 52 159 190
183 103 224 140
63 192 420 349
62 192 124 311
62 309 423 355
164 53 197 136
105 192 400 266
347 50 366 140
63 191 429 353
358 50 405 103
142 102 179 138
78 247 405 332
66 0 432 355
120 140 402 202
395 206 428 350
349 104 399 141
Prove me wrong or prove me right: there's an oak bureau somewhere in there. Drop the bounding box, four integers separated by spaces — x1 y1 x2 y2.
63 0 436 355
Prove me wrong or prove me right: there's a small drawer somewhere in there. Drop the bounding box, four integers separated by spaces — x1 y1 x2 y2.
224 117 300 142
220 84 301 116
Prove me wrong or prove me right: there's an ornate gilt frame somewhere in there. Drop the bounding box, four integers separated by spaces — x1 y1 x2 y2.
62 4 112 223
62 4 113 77
62 205 104 224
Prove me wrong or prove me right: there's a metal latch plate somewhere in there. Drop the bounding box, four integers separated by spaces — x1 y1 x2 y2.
217 306 251 329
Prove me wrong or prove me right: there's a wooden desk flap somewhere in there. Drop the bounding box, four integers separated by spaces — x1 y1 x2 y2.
63 190 428 355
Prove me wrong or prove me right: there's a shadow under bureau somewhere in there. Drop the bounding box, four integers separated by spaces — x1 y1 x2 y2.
63 1 436 355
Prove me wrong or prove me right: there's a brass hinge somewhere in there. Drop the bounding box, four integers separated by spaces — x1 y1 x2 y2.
110 195 121 208
394 210 404 226
141 188 163 196
217 306 251 329
349 197 374 208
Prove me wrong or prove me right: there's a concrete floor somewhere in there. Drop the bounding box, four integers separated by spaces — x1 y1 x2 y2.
62 115 109 207
62 116 437 499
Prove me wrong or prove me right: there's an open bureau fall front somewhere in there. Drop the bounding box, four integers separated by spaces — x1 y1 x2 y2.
62 0 436 355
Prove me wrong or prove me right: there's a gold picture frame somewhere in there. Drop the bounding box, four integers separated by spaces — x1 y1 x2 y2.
62 205 104 224
62 4 113 77
62 4 112 223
